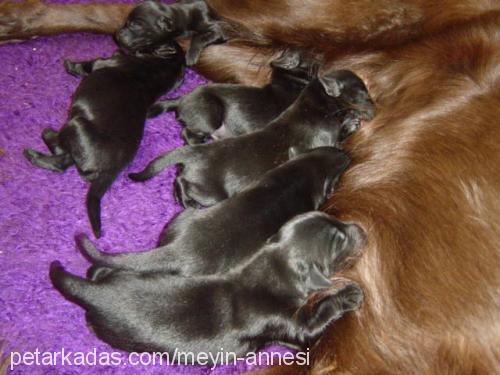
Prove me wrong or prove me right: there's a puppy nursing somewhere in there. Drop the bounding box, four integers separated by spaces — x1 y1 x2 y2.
51 212 365 358
18 1 377 363
130 69 374 208
24 43 185 237
78 147 350 275
147 50 319 144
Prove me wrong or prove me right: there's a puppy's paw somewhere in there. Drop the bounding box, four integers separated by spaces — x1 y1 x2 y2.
336 282 364 312
185 47 201 67
48 260 65 284
128 172 146 182
23 148 40 162
42 127 58 139
146 103 164 118
63 60 80 76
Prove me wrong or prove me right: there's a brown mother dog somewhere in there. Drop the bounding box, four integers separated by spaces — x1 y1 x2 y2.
1 0 499 373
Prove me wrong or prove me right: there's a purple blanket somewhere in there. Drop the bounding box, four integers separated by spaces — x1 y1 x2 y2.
0 3 294 374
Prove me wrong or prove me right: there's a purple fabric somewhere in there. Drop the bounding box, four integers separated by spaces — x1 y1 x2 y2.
0 4 293 374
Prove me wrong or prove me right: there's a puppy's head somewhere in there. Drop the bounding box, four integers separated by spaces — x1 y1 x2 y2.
270 50 320 83
116 0 180 52
319 69 375 121
269 211 366 294
288 147 350 206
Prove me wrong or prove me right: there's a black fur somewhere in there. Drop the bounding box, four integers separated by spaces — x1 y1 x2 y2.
50 211 365 358
130 69 375 208
116 0 226 66
76 147 350 275
147 50 319 144
23 43 185 238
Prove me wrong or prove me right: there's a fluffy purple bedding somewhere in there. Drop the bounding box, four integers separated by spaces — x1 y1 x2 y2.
0 2 292 373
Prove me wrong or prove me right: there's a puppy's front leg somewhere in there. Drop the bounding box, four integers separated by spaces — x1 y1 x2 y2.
64 60 94 77
64 57 121 77
41 128 64 155
294 281 364 347
147 98 180 118
186 23 227 66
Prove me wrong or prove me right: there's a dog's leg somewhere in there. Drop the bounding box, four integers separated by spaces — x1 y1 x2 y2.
174 176 201 208
293 281 364 346
177 177 226 208
41 128 64 155
0 1 133 43
49 261 99 308
64 57 122 77
75 233 184 273
186 23 227 66
23 149 73 172
147 98 180 118
181 128 208 145
86 265 115 282
64 60 94 77
86 174 117 238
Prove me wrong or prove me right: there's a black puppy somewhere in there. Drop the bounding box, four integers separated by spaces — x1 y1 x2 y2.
116 0 226 66
50 211 365 358
147 50 319 144
77 147 350 276
23 43 185 238
130 69 375 208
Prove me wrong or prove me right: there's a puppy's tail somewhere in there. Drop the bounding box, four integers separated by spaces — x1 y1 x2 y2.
86 174 117 238
49 261 99 309
75 233 181 273
128 146 192 182
147 98 180 118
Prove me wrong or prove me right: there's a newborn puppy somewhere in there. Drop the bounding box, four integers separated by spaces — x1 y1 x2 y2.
77 147 350 275
50 211 366 357
147 50 319 144
130 69 375 208
23 43 185 238
116 0 226 66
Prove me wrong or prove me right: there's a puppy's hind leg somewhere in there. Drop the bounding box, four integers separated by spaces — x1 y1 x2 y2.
42 128 64 155
23 149 73 172
86 265 115 281
147 98 180 118
128 147 191 182
49 261 98 309
86 173 117 238
75 233 182 273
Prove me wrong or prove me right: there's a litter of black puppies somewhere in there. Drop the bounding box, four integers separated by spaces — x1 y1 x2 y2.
50 211 365 360
129 69 375 208
116 0 227 66
76 147 350 276
23 42 185 238
30 3 378 360
147 49 319 144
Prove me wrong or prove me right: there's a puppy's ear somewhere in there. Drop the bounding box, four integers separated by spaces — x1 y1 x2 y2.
318 73 342 97
271 50 301 70
306 264 333 292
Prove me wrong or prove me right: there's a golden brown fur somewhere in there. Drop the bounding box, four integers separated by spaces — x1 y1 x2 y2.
0 1 499 373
